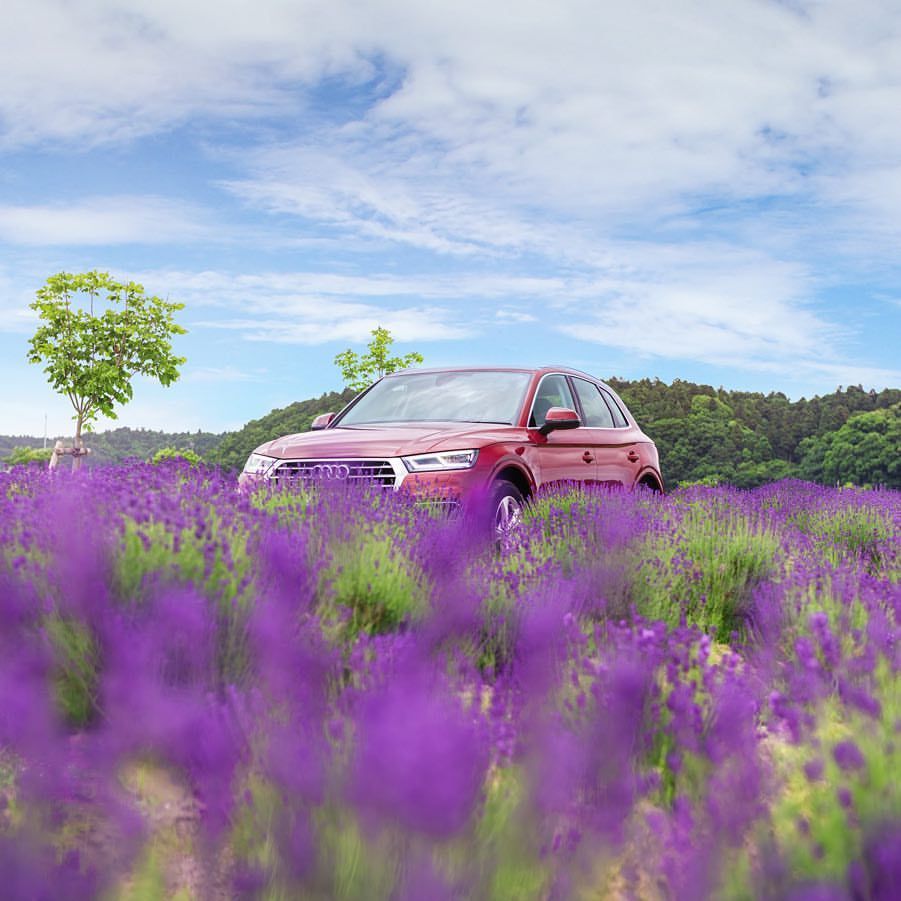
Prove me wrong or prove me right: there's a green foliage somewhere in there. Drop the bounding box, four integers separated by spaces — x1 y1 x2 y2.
0 428 221 468
319 529 429 643
645 393 775 487
730 458 797 489
334 326 424 393
474 767 549 899
45 614 100 727
5 445 53 466
27 270 186 447
612 378 900 487
151 446 202 466
632 498 780 641
798 405 900 488
789 503 894 573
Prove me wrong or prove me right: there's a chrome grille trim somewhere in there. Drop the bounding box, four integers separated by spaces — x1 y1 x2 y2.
270 457 407 489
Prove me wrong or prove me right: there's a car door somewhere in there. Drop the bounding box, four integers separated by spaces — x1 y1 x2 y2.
571 378 637 486
527 373 597 487
598 385 645 485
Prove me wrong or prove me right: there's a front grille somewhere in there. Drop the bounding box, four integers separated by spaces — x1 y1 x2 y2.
271 459 398 489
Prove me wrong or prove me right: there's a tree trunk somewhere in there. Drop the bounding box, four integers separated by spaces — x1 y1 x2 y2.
73 411 84 471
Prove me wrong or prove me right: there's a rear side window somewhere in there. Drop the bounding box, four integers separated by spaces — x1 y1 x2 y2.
572 378 615 428
529 374 577 426
600 388 629 427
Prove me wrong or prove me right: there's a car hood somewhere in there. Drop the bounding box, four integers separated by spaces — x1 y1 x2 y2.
257 423 522 459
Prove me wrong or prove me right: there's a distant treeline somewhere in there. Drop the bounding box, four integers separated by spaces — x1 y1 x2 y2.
0 428 224 467
3 381 898 488
609 379 900 488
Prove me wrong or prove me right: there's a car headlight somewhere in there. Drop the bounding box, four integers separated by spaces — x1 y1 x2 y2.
402 449 479 472
243 453 277 476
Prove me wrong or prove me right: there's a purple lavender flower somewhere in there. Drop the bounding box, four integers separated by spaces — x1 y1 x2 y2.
804 758 825 782
832 740 866 773
349 665 488 840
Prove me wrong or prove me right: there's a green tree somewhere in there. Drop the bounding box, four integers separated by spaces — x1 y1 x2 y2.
151 446 202 466
5 446 53 466
27 271 186 467
798 405 900 488
334 326 424 393
651 394 773 486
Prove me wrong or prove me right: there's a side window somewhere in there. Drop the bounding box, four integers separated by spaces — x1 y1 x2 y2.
572 378 614 428
600 388 629 427
529 374 577 426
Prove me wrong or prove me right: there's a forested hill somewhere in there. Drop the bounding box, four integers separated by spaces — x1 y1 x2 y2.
0 427 223 466
608 379 900 488
3 380 898 487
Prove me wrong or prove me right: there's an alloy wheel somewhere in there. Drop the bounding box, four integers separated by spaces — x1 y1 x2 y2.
494 491 523 543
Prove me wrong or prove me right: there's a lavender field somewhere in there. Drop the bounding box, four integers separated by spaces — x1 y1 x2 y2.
0 465 898 899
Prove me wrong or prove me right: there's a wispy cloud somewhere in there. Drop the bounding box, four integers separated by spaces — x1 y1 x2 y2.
197 312 468 345
7 1 901 264
0 196 209 245
183 365 265 384
149 255 839 377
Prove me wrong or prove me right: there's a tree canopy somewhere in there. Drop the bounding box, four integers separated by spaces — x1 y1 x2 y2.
797 405 901 487
334 327 424 393
27 271 186 459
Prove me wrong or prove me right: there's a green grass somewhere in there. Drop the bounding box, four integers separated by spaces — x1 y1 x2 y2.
318 528 430 643
789 503 896 576
45 614 101 727
632 500 780 641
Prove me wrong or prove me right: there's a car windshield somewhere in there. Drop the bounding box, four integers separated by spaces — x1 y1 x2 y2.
336 370 531 426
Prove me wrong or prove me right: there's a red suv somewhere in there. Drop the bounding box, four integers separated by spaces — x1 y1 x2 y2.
240 367 663 536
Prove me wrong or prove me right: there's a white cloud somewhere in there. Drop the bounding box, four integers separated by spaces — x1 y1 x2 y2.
3 0 901 270
183 365 263 384
142 268 574 304
0 0 356 146
555 246 901 387
0 196 208 245
495 309 537 324
556 249 823 363
206 1 900 252
4 2 900 213
195 311 468 345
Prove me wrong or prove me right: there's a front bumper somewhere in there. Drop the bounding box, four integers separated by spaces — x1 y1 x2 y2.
239 456 483 501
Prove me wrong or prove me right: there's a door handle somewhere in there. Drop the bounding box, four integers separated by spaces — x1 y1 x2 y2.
582 451 595 463
627 450 640 462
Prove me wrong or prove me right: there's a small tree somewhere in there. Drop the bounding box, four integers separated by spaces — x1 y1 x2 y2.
151 446 202 466
27 271 186 468
5 446 54 467
334 326 424 393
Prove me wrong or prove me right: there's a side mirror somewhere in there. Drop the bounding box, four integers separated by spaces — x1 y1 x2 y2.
311 412 336 431
539 406 581 436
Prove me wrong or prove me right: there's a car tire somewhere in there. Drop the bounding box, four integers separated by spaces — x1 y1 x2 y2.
491 480 525 544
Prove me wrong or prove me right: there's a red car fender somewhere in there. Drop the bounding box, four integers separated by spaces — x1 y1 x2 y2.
486 451 537 498
634 465 665 492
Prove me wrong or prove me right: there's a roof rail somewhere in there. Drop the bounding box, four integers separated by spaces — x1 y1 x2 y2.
540 364 598 379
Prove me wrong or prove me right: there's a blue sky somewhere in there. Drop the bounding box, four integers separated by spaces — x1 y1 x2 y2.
1 0 899 436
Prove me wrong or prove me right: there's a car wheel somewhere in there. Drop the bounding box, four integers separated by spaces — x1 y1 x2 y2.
492 480 524 544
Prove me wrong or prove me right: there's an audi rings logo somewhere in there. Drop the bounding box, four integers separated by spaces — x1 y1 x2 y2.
308 463 351 480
